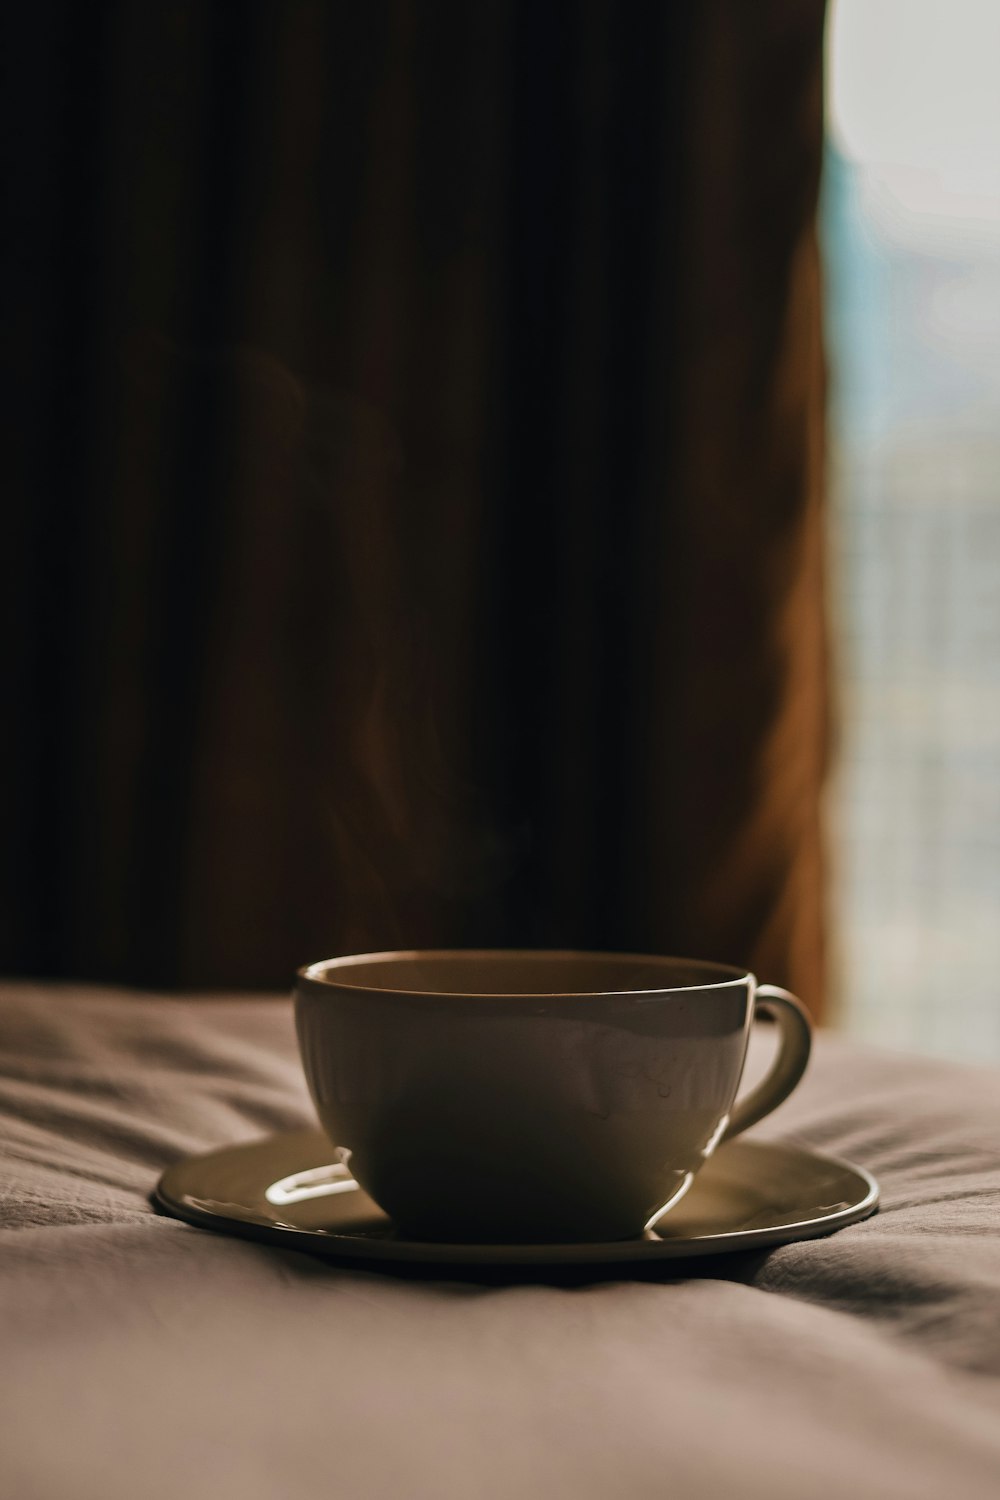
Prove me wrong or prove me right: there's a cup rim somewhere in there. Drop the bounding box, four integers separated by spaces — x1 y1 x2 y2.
296 948 752 999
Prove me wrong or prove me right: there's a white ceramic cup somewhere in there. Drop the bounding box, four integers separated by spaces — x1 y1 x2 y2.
294 949 812 1244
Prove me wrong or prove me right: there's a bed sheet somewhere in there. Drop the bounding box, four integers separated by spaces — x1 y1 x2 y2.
2 981 999 1500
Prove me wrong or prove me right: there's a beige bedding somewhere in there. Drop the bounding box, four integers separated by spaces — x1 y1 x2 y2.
2 981 999 1499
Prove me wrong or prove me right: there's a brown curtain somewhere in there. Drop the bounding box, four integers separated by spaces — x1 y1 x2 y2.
4 2 829 1010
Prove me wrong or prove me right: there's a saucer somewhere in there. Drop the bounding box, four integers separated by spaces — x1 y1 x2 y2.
155 1130 878 1267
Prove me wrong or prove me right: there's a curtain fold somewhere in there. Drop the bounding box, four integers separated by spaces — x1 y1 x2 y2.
4 1 829 1011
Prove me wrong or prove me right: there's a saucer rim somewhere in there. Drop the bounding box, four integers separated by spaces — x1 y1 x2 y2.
155 1132 880 1267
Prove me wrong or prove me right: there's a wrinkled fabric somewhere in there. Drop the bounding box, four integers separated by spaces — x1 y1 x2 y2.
1 982 999 1500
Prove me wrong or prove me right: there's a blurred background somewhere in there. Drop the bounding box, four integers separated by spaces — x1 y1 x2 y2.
5 1 998 1061
824 0 1000 1061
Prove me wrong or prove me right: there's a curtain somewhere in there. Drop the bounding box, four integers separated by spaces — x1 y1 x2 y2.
4 1 828 1010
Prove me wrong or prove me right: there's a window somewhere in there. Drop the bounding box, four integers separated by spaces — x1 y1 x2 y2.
823 0 1000 1061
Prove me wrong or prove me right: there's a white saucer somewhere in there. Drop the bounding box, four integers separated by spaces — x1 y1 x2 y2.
155 1129 878 1267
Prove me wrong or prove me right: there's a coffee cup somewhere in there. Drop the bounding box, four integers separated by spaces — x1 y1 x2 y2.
294 949 811 1244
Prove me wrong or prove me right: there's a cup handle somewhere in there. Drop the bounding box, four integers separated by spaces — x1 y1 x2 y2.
721 984 812 1142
